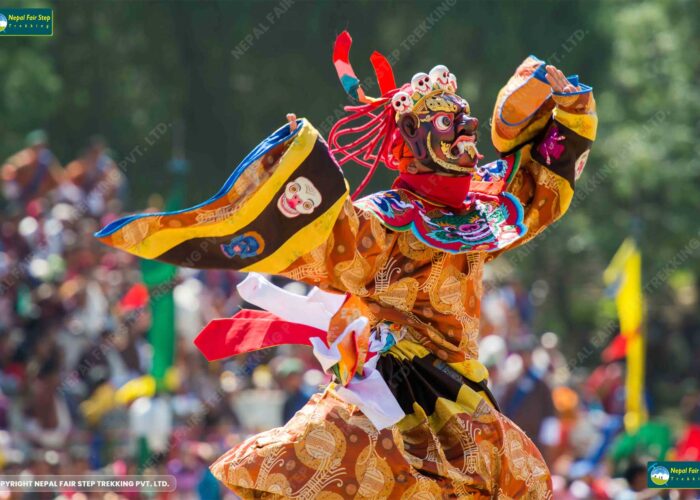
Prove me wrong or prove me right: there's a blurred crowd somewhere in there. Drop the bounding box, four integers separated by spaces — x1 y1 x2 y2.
480 279 700 499
0 132 698 499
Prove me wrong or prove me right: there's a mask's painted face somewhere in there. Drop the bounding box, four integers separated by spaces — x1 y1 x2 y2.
277 176 322 218
397 92 480 175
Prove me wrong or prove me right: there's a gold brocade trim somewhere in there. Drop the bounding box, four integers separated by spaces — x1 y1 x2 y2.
456 315 480 356
532 161 563 192
354 443 396 498
412 90 460 115
400 476 444 499
211 387 552 498
280 236 330 282
467 252 485 299
346 199 360 235
502 424 550 494
424 94 459 113
492 151 575 256
374 256 402 295
375 277 419 313
398 231 435 261
419 252 446 292
427 258 470 316
533 162 574 214
369 213 392 251
334 251 371 296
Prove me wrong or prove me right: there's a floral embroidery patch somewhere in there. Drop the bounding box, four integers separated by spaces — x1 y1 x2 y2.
473 159 508 182
355 190 526 254
221 231 265 259
574 149 589 180
537 124 566 165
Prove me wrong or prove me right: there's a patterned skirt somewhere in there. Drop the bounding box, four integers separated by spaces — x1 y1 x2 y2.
211 341 552 499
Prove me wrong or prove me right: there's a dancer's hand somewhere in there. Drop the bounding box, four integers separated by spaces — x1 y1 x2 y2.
545 65 580 93
286 113 297 131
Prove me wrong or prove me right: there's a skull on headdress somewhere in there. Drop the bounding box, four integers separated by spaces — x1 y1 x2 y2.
328 31 482 198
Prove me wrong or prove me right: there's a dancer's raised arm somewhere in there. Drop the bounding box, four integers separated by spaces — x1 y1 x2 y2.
488 57 597 257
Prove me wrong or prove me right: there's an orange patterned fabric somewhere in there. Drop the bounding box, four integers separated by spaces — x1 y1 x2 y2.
210 56 596 498
210 195 557 498
92 54 596 495
282 198 490 362
120 55 595 498
213 391 551 499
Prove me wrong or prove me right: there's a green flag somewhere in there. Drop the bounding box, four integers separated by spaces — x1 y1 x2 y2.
140 258 177 389
140 158 188 390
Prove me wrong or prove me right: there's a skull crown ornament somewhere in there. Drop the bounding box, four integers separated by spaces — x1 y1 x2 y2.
328 31 493 198
389 65 481 175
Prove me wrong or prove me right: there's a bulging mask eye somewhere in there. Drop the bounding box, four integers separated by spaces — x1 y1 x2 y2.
433 114 452 131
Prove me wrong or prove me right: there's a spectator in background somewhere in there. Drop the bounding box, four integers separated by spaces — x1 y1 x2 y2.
24 356 72 450
501 335 560 464
675 380 700 461
613 463 663 500
275 357 308 423
3 128 676 496
1 130 63 208
586 360 626 416
65 135 126 216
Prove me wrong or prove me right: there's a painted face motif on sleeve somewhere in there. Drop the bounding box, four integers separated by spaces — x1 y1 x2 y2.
277 176 323 218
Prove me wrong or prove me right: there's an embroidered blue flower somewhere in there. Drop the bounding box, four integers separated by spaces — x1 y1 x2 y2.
220 232 265 259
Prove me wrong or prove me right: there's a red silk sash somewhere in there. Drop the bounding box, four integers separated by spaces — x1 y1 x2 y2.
194 309 328 361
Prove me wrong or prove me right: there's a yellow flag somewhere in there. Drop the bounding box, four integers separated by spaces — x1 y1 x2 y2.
603 238 646 432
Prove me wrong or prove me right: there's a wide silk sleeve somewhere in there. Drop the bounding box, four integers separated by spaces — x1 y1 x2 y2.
95 119 349 273
488 56 597 257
